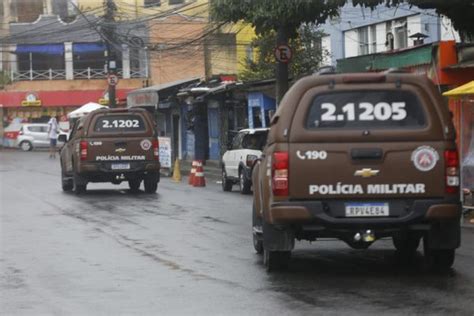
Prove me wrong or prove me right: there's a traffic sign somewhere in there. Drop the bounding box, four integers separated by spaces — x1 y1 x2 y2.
107 74 119 86
274 45 292 64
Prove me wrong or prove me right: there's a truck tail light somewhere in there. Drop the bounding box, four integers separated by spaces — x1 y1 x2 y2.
444 150 459 194
272 151 289 196
80 141 88 161
152 139 159 160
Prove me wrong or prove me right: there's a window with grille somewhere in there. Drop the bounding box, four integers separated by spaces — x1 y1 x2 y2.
144 0 161 7
358 27 369 56
169 0 184 5
370 25 377 54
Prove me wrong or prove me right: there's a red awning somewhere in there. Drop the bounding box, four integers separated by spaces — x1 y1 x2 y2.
0 89 132 108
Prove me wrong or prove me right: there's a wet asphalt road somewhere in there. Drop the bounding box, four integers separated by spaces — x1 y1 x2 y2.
1 150 474 315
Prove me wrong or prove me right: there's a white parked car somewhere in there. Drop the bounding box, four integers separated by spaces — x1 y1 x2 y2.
16 123 66 151
221 128 269 194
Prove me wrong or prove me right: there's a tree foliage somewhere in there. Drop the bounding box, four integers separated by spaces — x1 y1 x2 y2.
211 0 474 38
240 26 328 82
210 0 345 37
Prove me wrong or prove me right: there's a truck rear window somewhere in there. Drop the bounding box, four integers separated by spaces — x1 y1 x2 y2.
306 90 426 129
94 115 146 133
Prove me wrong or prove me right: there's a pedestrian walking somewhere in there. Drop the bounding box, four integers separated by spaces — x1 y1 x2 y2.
47 116 59 159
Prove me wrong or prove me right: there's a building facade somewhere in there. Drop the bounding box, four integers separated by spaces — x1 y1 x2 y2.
321 3 460 66
0 0 149 139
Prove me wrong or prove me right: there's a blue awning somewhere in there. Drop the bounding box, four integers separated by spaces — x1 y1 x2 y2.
73 43 106 54
16 44 64 55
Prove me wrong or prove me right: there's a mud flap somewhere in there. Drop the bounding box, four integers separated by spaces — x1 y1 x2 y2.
425 220 461 250
263 221 295 251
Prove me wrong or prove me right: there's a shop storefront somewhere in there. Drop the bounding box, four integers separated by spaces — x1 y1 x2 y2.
0 89 131 131
247 92 276 128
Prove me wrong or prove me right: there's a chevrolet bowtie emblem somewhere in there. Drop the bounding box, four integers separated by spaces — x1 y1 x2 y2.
354 168 379 178
115 148 126 153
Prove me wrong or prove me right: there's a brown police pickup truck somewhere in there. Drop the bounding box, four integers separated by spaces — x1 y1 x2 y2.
59 108 160 194
252 72 461 271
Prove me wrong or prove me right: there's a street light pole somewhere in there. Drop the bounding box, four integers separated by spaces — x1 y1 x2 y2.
104 0 117 108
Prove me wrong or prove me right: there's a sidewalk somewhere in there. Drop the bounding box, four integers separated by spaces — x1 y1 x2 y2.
462 208 474 228
178 160 222 182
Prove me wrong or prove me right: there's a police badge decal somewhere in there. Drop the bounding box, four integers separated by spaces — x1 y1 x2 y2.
411 146 439 172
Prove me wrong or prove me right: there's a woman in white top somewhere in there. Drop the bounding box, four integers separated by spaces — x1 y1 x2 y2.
47 116 59 158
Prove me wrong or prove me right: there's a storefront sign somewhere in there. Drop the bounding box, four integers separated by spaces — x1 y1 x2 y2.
127 91 159 108
21 93 41 107
158 137 172 168
98 91 119 105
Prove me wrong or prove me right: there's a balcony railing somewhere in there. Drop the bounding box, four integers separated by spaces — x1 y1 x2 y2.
74 68 108 79
11 68 147 81
12 69 66 81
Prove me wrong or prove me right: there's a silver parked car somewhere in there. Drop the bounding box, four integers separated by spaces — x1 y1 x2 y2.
16 123 65 151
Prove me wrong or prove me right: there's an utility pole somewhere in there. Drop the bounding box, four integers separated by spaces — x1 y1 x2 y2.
104 0 117 108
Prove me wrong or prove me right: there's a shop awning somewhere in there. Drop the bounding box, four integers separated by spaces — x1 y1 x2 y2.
16 44 64 55
72 43 106 54
443 81 474 97
128 77 201 108
0 89 132 108
68 102 108 119
337 44 432 73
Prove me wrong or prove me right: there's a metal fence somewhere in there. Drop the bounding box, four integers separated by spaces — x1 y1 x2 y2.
12 69 66 81
11 68 147 81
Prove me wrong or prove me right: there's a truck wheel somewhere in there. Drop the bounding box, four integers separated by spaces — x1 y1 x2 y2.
74 181 87 195
20 141 32 151
252 203 263 254
73 172 87 195
423 238 455 271
263 249 291 272
393 233 420 256
144 178 157 193
61 167 73 192
221 168 232 192
128 179 141 193
239 171 251 195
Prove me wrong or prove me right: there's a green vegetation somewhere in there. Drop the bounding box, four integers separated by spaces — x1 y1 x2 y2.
240 25 328 82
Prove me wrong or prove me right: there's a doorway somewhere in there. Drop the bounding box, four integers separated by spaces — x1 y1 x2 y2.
172 114 181 161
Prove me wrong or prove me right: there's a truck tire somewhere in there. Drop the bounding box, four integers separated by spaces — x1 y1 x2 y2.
73 180 87 195
73 169 87 194
263 249 291 272
252 203 263 254
393 233 421 256
128 179 141 193
239 170 251 195
61 167 73 192
221 168 232 192
144 178 157 193
423 237 455 271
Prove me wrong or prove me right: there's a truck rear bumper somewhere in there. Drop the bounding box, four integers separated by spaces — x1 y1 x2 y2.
265 199 461 250
77 161 160 183
268 199 462 227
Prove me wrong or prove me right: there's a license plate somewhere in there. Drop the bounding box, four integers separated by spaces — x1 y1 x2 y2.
111 163 130 170
345 203 389 217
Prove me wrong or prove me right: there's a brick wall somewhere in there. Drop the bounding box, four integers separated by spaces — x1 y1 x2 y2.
148 15 206 85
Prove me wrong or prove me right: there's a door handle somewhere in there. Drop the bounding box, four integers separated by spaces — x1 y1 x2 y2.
351 148 383 160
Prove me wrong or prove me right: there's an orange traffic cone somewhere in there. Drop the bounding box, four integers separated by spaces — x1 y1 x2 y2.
188 160 197 185
193 161 206 187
